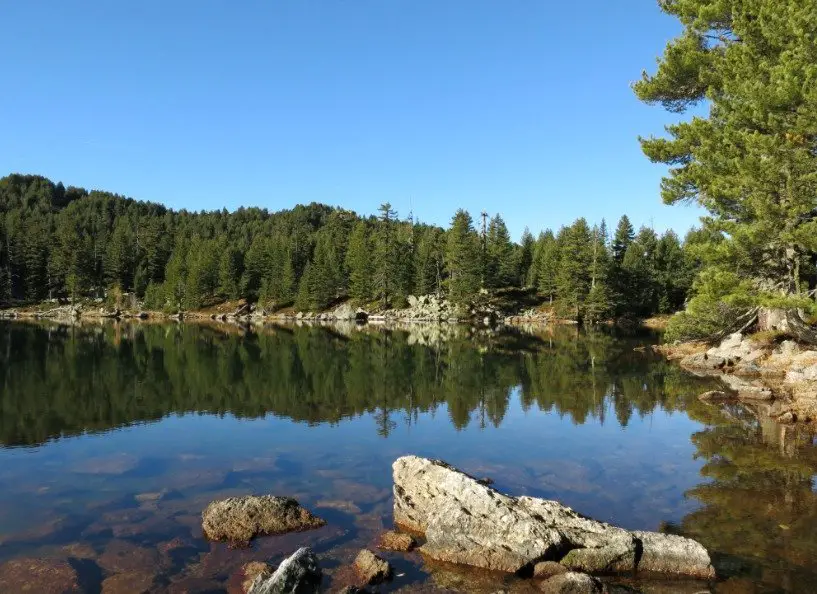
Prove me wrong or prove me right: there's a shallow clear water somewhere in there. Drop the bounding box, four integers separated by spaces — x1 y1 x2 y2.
0 321 815 593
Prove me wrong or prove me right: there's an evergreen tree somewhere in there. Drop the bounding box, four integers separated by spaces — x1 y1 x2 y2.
218 246 244 300
556 218 593 321
585 224 612 323
415 227 444 296
446 210 481 304
346 221 374 303
518 227 535 287
485 215 516 289
536 230 560 305
373 203 399 307
635 0 817 342
612 215 634 263
104 219 135 292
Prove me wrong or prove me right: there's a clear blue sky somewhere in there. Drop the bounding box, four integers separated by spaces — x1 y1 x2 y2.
0 1 703 240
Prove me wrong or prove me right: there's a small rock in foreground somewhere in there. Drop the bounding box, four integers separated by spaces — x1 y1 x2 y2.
201 495 326 543
354 549 392 585
247 547 322 594
377 530 416 552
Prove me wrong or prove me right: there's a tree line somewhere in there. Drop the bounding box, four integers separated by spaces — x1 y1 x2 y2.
0 173 701 321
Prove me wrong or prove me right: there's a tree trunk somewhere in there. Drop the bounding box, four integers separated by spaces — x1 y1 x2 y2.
758 308 790 332
784 309 817 345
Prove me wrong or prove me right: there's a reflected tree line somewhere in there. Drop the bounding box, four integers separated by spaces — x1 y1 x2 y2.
0 322 706 447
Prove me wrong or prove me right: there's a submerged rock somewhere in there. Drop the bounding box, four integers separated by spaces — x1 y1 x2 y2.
377 530 416 552
202 495 326 543
353 549 392 585
246 547 321 594
0 558 82 593
392 456 715 579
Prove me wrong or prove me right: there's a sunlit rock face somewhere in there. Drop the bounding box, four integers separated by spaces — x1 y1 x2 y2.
392 455 715 579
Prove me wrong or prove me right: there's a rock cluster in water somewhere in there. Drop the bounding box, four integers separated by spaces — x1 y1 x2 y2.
392 455 715 579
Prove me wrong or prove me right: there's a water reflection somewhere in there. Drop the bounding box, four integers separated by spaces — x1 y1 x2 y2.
0 321 815 592
0 321 695 447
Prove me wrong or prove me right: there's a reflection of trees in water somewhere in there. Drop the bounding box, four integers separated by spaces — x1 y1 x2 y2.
0 322 708 447
682 399 817 591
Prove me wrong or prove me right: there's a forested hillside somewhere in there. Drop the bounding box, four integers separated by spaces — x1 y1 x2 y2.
0 173 699 321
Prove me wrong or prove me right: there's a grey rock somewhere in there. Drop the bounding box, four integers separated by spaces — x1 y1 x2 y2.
633 530 715 579
392 456 714 579
201 495 325 543
247 547 322 594
538 572 603 593
394 457 565 572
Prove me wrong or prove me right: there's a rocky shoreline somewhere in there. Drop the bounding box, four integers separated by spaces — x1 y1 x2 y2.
0 292 555 328
659 332 817 423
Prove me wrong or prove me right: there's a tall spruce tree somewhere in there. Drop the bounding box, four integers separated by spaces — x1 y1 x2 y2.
485 215 516 289
346 221 374 303
446 210 481 304
635 0 817 342
373 203 399 307
556 218 593 321
518 227 535 287
536 230 560 305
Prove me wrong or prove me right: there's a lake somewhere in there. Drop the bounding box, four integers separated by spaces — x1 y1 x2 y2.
0 321 815 593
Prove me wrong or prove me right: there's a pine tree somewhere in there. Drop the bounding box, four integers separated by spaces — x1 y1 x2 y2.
346 221 374 303
218 246 244 300
485 215 516 289
104 219 135 292
518 227 535 287
415 227 444 296
446 210 481 304
612 215 634 263
536 230 560 305
585 224 612 323
556 218 593 321
620 227 659 317
373 203 398 307
635 0 817 342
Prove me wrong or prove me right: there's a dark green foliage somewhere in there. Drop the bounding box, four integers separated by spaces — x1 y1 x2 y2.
0 173 697 321
446 210 481 304
485 215 516 289
636 0 817 340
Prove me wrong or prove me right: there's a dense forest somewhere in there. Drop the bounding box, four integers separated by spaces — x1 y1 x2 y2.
0 173 701 322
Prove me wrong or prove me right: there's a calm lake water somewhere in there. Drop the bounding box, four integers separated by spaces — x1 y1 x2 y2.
1 321 816 593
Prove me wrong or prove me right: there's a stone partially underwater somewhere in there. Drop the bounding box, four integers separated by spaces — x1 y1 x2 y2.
392 456 715 580
201 495 326 544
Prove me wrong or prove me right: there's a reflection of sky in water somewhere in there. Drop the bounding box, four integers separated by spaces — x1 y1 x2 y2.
0 389 706 547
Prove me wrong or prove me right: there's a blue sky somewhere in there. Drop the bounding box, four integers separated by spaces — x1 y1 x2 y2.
0 1 703 240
